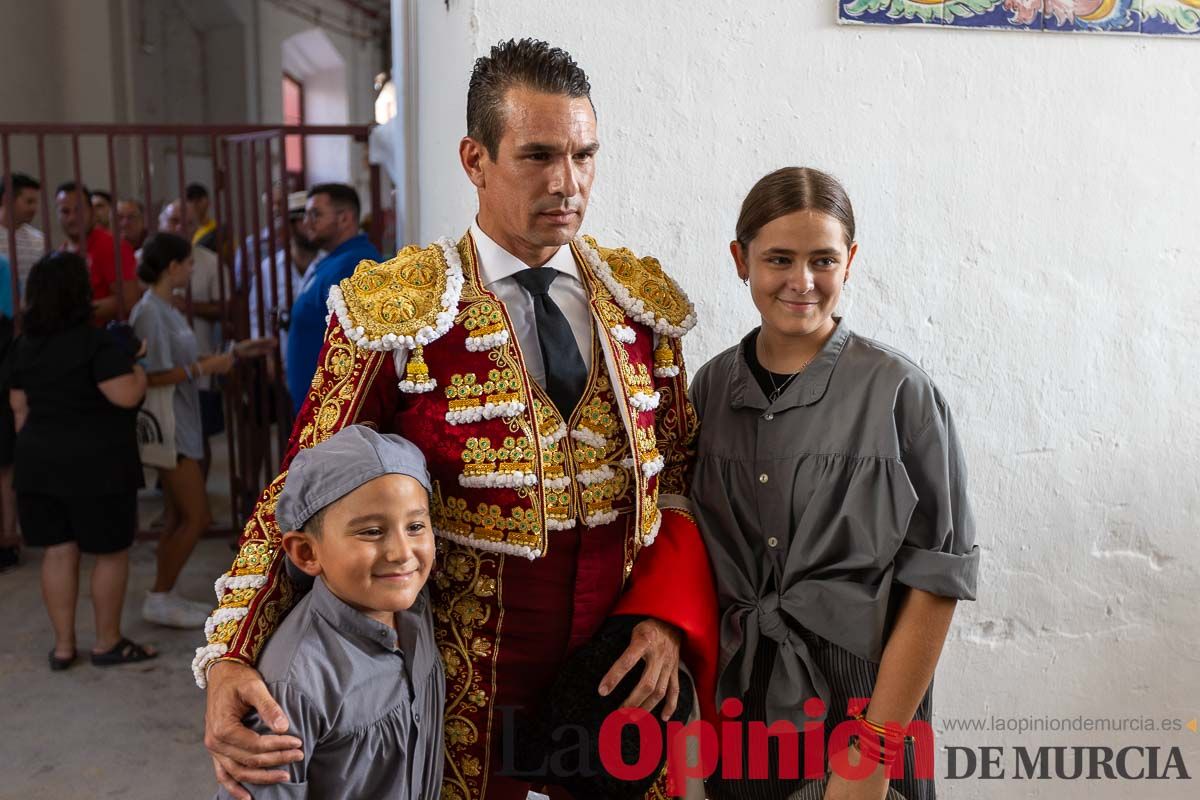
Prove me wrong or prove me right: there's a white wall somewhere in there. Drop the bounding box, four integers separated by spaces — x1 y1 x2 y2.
409 3 1200 796
256 1 382 204
281 27 351 187
0 0 126 194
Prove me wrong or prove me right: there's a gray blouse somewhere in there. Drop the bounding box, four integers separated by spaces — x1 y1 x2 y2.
216 577 445 799
688 322 979 727
130 290 205 460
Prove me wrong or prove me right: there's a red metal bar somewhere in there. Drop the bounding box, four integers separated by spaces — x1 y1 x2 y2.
175 134 194 325
277 130 294 310
175 134 187 237
248 140 265 340
233 142 252 521
211 133 229 329
0 121 381 536
210 134 234 532
368 161 383 253
106 133 127 320
264 139 278 338
253 346 273 487
299 89 308 187
140 135 154 235
0 123 371 137
36 134 50 256
234 143 251 339
262 141 290 459
71 133 83 216
275 131 296 440
219 137 239 530
2 134 19 320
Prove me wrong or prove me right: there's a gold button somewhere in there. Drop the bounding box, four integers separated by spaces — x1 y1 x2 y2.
767 536 779 548
759 473 769 484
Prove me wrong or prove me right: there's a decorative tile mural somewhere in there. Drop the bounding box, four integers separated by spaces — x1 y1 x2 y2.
838 1 1200 36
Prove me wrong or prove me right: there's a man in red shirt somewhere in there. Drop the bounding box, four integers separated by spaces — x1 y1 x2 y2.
55 182 139 323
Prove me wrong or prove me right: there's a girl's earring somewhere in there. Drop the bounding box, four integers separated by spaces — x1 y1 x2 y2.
742 277 749 286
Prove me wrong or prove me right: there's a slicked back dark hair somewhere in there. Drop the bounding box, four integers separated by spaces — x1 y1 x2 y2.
467 38 593 159
0 172 39 204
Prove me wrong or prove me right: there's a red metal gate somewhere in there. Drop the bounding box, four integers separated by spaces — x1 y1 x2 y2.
0 122 385 534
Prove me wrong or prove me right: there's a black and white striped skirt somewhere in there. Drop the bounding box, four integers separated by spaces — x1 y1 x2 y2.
706 630 936 800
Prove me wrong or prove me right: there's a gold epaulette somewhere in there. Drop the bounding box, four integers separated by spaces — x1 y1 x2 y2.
326 238 465 353
575 235 696 339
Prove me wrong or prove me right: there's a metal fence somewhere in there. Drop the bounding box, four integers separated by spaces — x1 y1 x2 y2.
0 122 384 534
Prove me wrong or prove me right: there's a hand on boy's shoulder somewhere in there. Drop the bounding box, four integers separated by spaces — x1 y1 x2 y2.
205 661 305 799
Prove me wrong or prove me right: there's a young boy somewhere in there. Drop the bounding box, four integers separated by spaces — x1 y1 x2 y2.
216 425 443 799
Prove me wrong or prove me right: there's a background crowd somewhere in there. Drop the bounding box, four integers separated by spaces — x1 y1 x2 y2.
0 170 380 664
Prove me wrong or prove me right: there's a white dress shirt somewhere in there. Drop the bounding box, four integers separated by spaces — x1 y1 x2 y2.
0 223 46 287
469 222 594 389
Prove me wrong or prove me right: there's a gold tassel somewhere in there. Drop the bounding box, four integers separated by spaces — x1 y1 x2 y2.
400 344 436 392
654 336 675 371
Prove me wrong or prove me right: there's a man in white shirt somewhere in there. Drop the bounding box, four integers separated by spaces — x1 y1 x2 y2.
0 172 47 289
468 220 594 390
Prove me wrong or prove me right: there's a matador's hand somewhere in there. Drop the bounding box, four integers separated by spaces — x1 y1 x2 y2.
205 660 303 799
598 618 683 721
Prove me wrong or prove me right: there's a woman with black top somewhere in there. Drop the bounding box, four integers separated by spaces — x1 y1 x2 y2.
9 252 157 668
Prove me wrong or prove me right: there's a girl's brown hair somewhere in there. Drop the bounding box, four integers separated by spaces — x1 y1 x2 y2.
734 167 856 249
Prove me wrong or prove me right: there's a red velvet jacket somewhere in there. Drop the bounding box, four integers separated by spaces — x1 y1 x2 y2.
194 232 718 720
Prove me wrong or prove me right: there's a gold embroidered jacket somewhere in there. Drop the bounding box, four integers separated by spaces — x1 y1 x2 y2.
194 232 701 683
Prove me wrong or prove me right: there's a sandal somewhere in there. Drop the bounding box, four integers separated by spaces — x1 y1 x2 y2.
48 649 77 671
91 638 158 667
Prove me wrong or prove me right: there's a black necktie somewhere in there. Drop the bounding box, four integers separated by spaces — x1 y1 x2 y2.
512 267 588 418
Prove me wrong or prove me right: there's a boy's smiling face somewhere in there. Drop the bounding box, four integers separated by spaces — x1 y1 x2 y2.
282 473 434 627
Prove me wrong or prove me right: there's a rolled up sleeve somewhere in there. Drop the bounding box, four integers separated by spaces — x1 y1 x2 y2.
894 402 980 601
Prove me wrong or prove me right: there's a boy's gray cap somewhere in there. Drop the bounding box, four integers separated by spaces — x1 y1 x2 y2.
275 425 432 533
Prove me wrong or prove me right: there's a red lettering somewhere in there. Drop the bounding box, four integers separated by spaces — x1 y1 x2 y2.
665 719 719 796
599 708 662 782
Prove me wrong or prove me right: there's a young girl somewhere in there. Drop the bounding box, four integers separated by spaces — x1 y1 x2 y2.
131 233 272 628
690 168 979 800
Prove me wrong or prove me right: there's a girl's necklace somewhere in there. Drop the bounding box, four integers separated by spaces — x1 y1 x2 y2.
765 354 815 404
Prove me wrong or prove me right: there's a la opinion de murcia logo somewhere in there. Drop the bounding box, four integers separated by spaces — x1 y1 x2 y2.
947 745 1191 781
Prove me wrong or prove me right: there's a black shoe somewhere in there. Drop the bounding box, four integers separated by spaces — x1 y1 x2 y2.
0 546 18 574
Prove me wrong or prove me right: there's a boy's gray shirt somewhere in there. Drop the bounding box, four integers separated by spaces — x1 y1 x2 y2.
215 576 444 799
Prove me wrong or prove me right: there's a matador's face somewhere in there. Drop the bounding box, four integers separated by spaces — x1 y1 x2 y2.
468 85 599 266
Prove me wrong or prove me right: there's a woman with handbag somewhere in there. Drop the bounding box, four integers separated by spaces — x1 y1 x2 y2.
131 232 273 628
8 252 156 668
